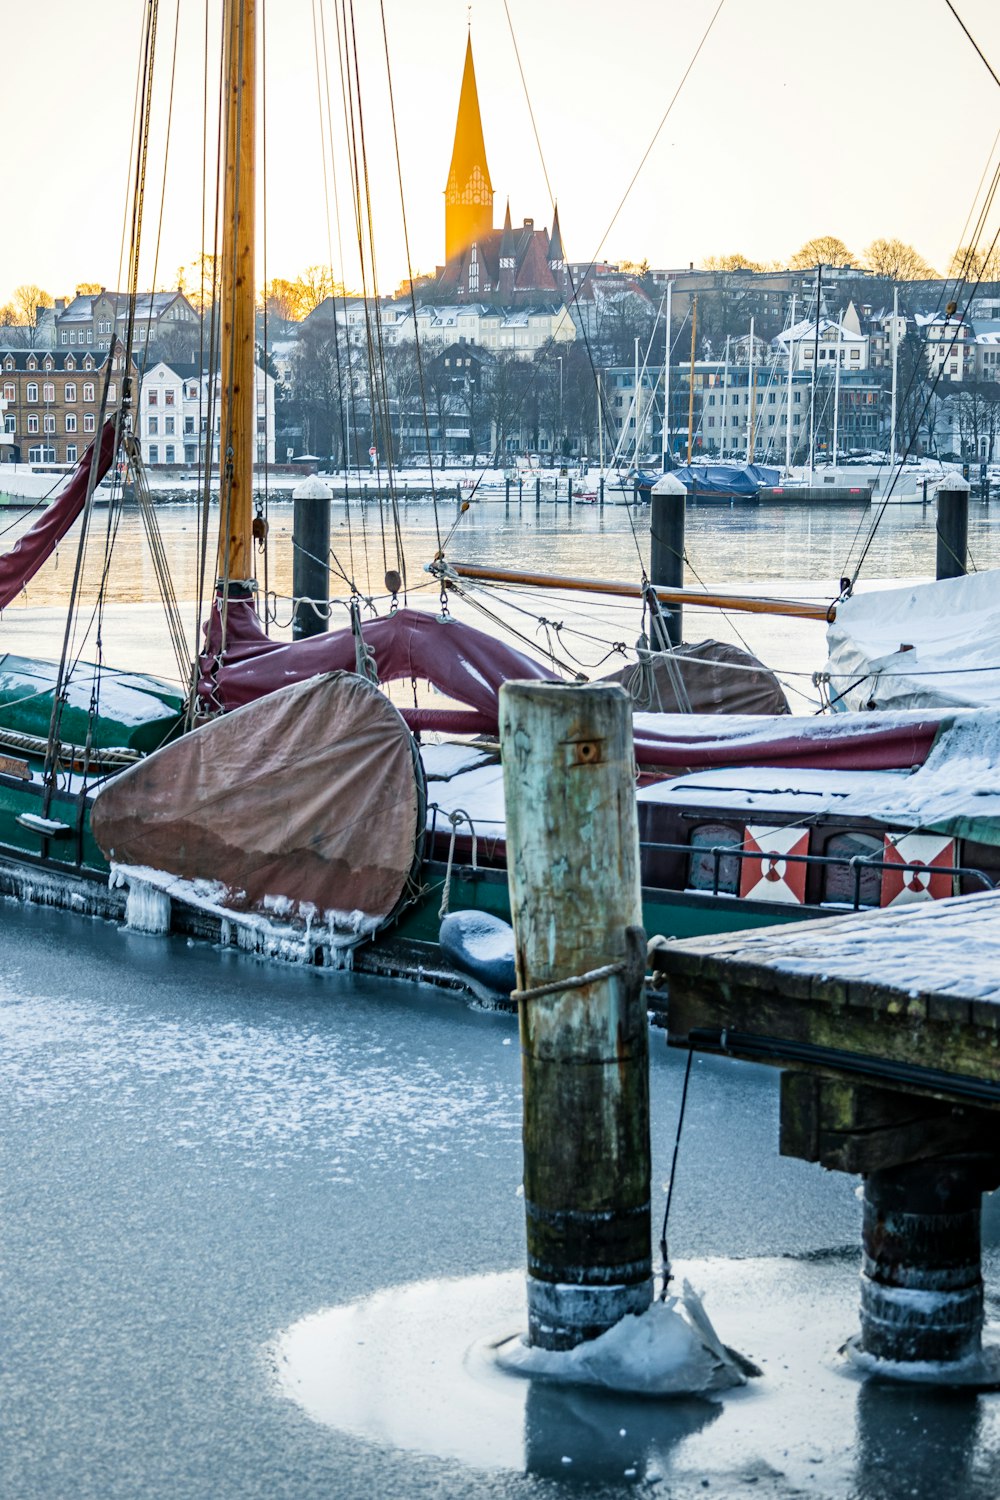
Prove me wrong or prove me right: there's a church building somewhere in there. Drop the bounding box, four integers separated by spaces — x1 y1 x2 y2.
435 36 567 304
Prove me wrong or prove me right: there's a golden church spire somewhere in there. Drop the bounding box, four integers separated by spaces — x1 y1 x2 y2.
444 35 494 265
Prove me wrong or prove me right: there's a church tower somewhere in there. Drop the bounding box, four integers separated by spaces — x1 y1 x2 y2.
444 35 494 265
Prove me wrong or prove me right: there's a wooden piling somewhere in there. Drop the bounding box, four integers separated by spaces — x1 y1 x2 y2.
291 475 331 640
936 476 969 580
649 473 686 649
499 681 651 1350
535 476 541 509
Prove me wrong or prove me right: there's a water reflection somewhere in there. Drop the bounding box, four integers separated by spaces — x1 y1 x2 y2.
522 1379 718 1484
853 1382 986 1500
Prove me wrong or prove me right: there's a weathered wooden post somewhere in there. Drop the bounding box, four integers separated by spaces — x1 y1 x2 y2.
499 681 651 1350
599 476 605 509
292 475 331 640
505 476 511 505
649 472 686 649
535 475 541 510
936 475 969 580
859 1156 989 1366
567 477 573 508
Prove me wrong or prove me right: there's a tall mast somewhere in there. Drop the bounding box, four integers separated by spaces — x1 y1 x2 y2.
890 283 899 466
784 294 796 475
746 315 755 463
217 0 257 594
686 296 698 463
661 280 672 468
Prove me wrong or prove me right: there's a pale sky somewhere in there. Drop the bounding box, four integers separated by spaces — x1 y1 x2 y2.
2 0 999 304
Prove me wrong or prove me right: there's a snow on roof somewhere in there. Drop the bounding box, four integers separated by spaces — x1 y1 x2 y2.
775 317 865 345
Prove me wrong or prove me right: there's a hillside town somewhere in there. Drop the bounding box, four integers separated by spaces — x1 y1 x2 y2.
1 34 998 478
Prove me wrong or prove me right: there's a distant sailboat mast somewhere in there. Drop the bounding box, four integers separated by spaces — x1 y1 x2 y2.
784 294 796 475
746 315 755 463
890 283 899 465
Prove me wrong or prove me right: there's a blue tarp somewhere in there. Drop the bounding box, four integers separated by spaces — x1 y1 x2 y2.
632 463 780 497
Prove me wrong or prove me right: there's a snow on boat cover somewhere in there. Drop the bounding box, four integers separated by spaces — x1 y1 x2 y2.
92 672 424 935
825 570 1000 713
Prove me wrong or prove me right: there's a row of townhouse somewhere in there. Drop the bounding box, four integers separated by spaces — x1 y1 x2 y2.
0 347 132 464
0 349 275 469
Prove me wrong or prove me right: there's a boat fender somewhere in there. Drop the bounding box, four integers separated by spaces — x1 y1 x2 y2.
439 910 517 996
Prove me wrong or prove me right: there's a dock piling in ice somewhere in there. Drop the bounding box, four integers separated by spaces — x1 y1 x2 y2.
650 472 686 648
292 476 332 639
935 476 969 580
499 681 651 1351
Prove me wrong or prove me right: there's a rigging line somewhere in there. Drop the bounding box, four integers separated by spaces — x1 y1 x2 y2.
260 0 270 623
139 0 182 395
378 0 442 555
190 0 226 726
347 0 407 589
329 0 368 524
500 0 554 208
853 222 1000 582
335 0 389 577
314 0 356 575
944 0 1000 91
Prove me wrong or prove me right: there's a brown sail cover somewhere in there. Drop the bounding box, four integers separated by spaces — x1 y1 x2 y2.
604 639 789 716
92 671 423 926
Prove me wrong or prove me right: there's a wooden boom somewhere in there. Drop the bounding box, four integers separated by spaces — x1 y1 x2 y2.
444 562 836 622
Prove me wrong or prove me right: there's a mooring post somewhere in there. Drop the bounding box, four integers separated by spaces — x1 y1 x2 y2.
292 475 331 640
649 472 686 649
936 475 969 580
599 476 605 509
535 475 541 510
499 681 651 1351
860 1156 989 1366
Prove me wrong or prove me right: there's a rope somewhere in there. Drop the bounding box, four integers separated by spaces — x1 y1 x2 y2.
437 807 478 919
511 960 626 1004
659 1049 694 1297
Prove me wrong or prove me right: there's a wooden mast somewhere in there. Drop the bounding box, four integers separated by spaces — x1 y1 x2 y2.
217 0 257 594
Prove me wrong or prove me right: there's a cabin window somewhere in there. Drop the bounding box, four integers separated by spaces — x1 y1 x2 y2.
687 822 743 895
821 831 883 908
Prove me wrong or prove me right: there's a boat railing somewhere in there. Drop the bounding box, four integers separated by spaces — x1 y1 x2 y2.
640 837 997 910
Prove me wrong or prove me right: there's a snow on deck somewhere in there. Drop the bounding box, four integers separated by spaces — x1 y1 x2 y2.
669 888 1000 1009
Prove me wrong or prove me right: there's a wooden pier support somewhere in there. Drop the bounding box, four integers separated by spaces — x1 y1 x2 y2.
292 475 331 640
499 681 651 1350
649 473 686 649
860 1156 988 1365
936 476 969 580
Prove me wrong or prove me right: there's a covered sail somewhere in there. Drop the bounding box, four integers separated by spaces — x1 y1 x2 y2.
198 604 559 732
92 672 424 931
825 570 1000 713
0 420 116 609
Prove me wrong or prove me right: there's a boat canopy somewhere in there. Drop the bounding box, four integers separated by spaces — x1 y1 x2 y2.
634 464 780 497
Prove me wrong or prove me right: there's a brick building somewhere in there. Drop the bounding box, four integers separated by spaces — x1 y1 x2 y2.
0 345 133 464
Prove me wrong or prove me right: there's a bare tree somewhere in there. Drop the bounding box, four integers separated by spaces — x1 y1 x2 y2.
862 239 936 280
948 246 1000 282
788 237 856 270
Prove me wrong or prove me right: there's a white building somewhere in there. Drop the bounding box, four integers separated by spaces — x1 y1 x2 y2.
305 299 575 356
137 360 275 468
773 316 869 372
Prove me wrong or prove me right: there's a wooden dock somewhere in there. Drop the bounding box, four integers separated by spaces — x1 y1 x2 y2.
652 889 1000 1373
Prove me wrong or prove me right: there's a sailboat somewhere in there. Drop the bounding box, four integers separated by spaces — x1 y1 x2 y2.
0 0 997 992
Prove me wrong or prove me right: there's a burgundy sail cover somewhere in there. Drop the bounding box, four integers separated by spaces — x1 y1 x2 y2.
0 420 117 609
92 671 423 926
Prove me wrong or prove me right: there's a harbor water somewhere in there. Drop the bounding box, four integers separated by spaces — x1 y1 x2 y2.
4 496 1000 1495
